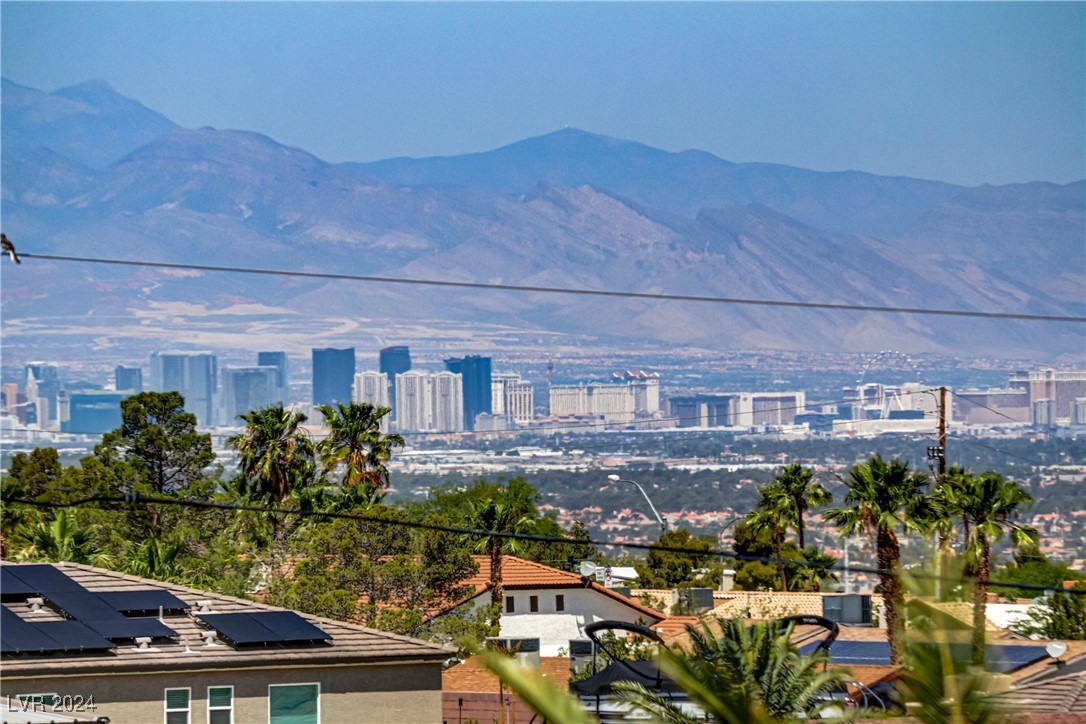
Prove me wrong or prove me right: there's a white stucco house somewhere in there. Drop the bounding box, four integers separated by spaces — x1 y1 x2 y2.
436 556 665 657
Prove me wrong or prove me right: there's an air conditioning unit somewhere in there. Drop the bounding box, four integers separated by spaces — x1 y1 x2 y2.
568 639 594 674
822 594 872 625
486 637 541 669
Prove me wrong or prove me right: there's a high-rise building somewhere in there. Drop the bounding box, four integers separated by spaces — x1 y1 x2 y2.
257 352 289 403
62 392 128 434
379 346 412 419
115 366 143 393
24 363 61 430
396 371 431 432
150 351 218 427
312 348 355 406
431 371 464 433
220 366 280 425
492 373 534 424
444 355 491 430
354 371 391 432
394 370 463 433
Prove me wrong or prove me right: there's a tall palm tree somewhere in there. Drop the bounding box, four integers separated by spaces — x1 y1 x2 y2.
316 402 404 502
774 462 831 550
825 454 934 665
229 404 314 505
613 618 851 723
462 498 534 630
745 484 793 591
951 472 1037 665
228 404 315 569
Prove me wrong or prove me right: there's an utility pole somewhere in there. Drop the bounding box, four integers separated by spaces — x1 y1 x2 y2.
927 385 948 476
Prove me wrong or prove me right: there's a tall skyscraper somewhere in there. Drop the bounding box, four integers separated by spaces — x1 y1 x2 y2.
394 370 463 432
150 351 217 427
379 346 411 419
62 392 127 434
354 372 390 408
444 355 491 430
492 373 534 424
395 371 431 432
257 352 289 403
115 365 143 393
220 366 280 425
431 371 464 433
312 348 355 406
24 363 61 429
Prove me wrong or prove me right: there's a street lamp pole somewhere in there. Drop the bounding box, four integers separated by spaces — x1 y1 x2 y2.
607 474 668 533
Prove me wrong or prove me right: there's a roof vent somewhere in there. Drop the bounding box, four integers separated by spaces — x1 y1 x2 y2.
135 636 154 651
201 630 222 647
26 597 45 613
196 600 214 614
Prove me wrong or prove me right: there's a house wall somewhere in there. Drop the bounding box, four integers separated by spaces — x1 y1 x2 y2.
1 662 441 724
471 588 655 657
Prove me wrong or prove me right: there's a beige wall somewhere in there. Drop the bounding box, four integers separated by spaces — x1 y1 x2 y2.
1 662 442 724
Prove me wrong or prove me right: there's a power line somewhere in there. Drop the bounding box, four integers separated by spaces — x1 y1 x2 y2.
18 253 1086 323
949 389 1026 425
7 494 1084 596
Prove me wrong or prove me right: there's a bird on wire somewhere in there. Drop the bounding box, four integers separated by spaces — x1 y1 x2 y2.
1 233 21 264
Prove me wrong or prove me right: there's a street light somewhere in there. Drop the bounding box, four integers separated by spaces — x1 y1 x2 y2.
607 474 668 533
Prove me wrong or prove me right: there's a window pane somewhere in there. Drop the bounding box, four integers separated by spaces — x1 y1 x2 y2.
505 596 514 613
208 687 232 708
269 684 318 724
166 712 190 724
529 596 538 612
556 595 565 612
209 710 232 724
165 689 190 709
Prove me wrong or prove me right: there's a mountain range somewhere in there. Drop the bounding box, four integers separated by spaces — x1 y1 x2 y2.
1 78 1083 361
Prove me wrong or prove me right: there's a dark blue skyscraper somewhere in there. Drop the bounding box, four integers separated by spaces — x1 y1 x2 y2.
380 346 411 419
444 355 491 430
115 366 143 393
312 348 355 406
257 351 289 402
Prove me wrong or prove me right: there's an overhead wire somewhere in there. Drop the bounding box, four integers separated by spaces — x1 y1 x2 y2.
6 493 1083 596
16 253 1086 323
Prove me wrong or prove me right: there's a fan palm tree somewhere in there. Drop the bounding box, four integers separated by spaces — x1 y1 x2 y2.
745 484 793 591
613 618 851 723
951 472 1037 665
228 404 315 568
316 402 403 504
774 463 831 550
461 498 534 630
825 454 934 664
16 510 107 566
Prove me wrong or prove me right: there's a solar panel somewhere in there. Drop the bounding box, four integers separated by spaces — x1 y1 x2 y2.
82 617 177 641
985 644 1048 673
808 640 1049 673
1 607 64 654
0 568 38 601
6 564 83 594
30 621 115 653
44 591 177 640
96 590 190 616
802 640 891 665
200 612 331 647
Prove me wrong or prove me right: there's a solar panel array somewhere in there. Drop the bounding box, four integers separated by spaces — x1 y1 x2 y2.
802 639 1049 673
1 564 182 654
199 612 332 647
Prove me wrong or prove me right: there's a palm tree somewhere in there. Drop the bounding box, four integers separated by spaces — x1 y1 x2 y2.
745 484 793 591
951 472 1037 665
16 510 107 566
462 498 534 630
825 454 934 665
229 404 314 505
612 618 851 723
774 462 831 550
316 402 404 504
228 404 315 570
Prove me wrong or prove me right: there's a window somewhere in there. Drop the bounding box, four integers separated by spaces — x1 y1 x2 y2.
269 683 319 724
164 688 190 724
556 594 565 612
505 595 515 613
207 686 233 724
529 595 539 612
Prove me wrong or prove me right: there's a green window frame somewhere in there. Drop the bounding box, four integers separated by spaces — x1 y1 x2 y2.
208 685 233 724
268 683 319 724
164 687 191 724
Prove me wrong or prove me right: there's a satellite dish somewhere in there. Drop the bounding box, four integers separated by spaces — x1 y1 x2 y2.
1046 641 1068 660
579 561 598 577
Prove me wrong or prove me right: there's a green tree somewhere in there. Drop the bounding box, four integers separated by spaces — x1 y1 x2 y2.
612 618 851 723
230 404 315 505
773 462 831 550
993 549 1085 599
731 521 803 592
825 454 933 665
462 496 535 629
950 472 1037 665
636 528 714 589
1010 583 1086 640
316 402 404 504
745 484 793 591
15 510 107 566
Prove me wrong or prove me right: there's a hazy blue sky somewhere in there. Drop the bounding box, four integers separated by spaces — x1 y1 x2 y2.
2 2 1083 186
